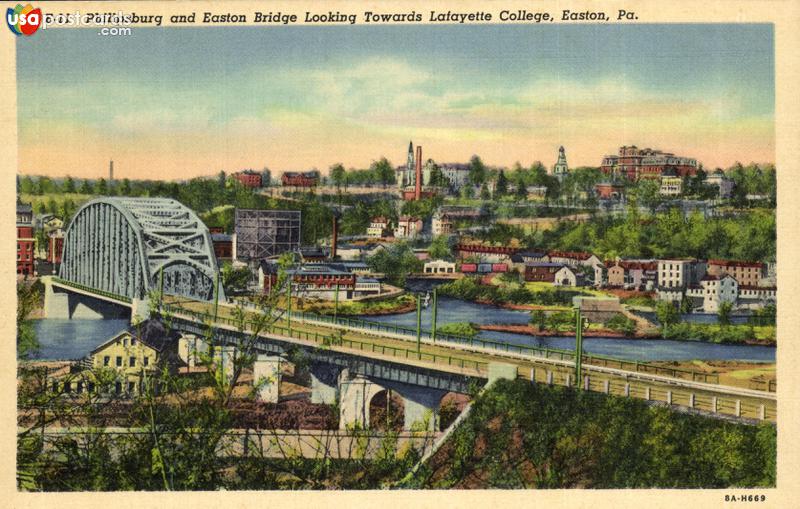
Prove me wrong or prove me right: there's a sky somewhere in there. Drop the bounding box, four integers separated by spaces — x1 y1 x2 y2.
17 24 774 180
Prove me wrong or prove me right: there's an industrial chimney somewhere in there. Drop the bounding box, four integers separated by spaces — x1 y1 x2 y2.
109 159 114 181
414 145 422 200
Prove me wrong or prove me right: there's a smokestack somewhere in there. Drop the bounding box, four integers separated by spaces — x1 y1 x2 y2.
331 214 338 260
109 159 114 181
414 145 422 200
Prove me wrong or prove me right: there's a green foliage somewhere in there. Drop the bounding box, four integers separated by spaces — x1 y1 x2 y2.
605 314 636 336
17 281 41 359
718 301 733 326
436 322 478 338
367 242 423 287
410 379 776 488
655 301 679 337
329 163 346 191
467 155 487 186
221 262 252 295
370 157 396 188
400 195 443 221
437 277 584 307
427 235 453 260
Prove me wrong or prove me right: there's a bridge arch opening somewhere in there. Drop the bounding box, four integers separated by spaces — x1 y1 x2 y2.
369 389 405 431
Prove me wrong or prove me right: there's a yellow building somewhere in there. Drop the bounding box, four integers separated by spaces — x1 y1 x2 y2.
89 330 160 395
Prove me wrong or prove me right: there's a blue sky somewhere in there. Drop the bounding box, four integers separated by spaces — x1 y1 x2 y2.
17 23 774 179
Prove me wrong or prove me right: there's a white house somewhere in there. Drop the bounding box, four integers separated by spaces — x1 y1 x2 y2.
423 259 456 275
553 266 583 287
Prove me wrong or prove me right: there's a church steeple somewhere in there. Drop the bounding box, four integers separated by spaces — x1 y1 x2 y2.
553 146 569 180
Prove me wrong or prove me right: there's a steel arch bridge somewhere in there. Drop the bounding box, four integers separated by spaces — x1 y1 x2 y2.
59 197 224 302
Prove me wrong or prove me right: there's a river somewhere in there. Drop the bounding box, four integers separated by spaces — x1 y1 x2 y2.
31 293 775 363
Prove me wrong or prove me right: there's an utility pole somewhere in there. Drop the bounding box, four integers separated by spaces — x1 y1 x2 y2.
334 283 340 323
416 294 422 359
574 304 586 386
286 276 292 333
431 288 438 344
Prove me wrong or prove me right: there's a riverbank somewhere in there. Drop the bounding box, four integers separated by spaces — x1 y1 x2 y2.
477 323 776 346
645 359 776 391
477 323 659 339
300 293 417 317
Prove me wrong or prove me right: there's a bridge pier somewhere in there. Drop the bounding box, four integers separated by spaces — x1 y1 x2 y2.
338 370 384 430
131 298 151 323
253 355 283 403
310 362 342 405
382 381 447 432
213 345 238 384
337 369 448 431
43 281 70 319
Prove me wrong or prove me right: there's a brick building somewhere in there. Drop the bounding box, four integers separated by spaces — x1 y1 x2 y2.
600 145 698 181
707 259 766 287
233 170 262 188
17 203 35 277
524 262 565 283
281 171 319 188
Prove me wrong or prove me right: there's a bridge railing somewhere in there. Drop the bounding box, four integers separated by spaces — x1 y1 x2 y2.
162 302 719 386
161 305 489 375
292 310 720 385
52 277 133 304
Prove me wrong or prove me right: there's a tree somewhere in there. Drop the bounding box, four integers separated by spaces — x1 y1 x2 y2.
718 301 733 326
329 163 346 192
96 178 108 195
63 176 76 193
371 157 395 189
78 179 93 195
495 170 509 197
468 155 487 187
367 242 422 286
221 262 252 295
428 235 452 260
480 183 491 200
655 301 680 337
19 175 35 194
17 281 40 359
120 178 132 196
261 167 271 187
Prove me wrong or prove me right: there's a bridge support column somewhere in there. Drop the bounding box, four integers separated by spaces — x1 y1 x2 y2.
253 355 282 403
43 281 69 319
338 370 383 430
214 345 238 384
131 297 150 323
386 383 447 432
310 362 342 405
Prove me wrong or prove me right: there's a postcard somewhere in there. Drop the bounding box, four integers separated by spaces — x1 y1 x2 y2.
3 1 799 507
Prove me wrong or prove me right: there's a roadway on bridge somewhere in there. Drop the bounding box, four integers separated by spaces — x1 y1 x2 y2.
162 296 776 423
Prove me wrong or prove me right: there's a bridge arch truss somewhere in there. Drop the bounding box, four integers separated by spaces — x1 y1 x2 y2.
59 197 224 302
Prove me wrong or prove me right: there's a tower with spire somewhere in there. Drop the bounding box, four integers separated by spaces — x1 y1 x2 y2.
553 146 568 181
405 141 415 188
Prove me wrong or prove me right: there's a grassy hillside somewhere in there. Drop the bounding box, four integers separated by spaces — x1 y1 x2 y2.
408 378 775 489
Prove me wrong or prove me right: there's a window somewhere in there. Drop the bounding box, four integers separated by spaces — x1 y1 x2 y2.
87 382 95 393
115 381 121 394
116 356 122 367
128 381 135 393
130 357 136 367
123 338 127 347
131 338 136 346
144 357 149 366
76 382 83 394
103 356 110 366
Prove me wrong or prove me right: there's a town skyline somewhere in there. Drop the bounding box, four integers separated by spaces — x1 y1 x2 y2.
17 24 774 179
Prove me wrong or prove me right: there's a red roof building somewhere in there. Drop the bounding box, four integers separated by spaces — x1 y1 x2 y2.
281 171 319 187
233 171 262 188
